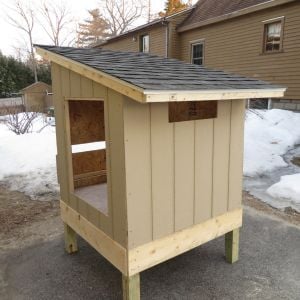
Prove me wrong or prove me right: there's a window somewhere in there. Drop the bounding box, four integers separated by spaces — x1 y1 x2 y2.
67 99 109 216
263 19 284 53
191 42 204 65
140 34 149 53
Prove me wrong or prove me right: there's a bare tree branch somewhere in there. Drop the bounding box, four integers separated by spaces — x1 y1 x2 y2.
5 1 38 82
39 1 75 46
99 0 147 36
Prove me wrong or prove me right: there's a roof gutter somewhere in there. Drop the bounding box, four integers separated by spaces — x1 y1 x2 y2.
178 0 297 32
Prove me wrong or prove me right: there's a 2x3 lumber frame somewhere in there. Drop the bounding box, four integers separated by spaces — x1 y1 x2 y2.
60 200 128 274
122 274 140 300
60 200 242 276
144 89 286 103
64 223 78 254
225 228 240 264
36 46 286 104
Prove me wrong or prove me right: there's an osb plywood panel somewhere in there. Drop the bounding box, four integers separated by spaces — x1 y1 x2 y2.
72 149 106 175
69 100 105 145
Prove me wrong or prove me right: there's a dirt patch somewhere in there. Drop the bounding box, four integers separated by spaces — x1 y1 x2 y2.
0 184 59 236
291 156 300 167
243 191 300 226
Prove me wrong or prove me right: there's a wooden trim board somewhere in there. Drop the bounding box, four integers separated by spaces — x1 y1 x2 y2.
61 201 242 277
127 208 242 276
144 89 286 102
60 201 127 274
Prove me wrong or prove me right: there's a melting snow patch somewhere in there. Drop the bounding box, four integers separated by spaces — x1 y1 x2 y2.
267 174 300 211
244 109 300 177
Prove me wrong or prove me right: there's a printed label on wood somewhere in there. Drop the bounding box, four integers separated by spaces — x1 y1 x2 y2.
169 101 218 123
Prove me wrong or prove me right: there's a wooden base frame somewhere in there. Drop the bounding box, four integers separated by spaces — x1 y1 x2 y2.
61 201 242 298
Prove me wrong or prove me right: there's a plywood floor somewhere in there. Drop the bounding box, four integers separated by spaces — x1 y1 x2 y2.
74 183 108 215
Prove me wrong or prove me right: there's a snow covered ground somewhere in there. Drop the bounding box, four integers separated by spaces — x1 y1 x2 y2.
0 114 58 199
244 109 300 212
0 109 299 211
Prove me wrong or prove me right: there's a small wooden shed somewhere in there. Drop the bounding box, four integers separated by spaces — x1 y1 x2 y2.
21 81 52 112
36 45 285 300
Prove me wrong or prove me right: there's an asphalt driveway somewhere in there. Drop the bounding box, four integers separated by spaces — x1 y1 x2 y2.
1 206 299 300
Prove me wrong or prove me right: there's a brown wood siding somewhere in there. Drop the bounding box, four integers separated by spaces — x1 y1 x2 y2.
101 25 167 57
123 100 244 249
179 2 300 100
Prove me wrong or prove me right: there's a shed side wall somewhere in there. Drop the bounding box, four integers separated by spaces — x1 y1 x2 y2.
52 63 127 246
179 2 300 100
124 99 245 249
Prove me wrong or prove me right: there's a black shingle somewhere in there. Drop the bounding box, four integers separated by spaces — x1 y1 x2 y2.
36 45 282 91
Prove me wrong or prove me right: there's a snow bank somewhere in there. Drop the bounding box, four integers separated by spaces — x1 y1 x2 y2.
244 109 300 177
267 174 300 210
0 114 58 199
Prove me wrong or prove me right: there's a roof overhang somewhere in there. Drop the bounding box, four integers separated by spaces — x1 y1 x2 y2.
36 46 286 103
178 0 297 32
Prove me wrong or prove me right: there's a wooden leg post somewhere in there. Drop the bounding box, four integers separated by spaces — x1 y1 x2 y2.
225 228 239 264
122 273 140 300
64 223 78 254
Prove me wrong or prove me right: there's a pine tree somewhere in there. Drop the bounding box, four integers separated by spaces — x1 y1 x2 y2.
0 52 44 97
77 9 111 47
160 0 189 17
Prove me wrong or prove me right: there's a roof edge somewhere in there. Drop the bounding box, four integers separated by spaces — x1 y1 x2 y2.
178 0 297 33
144 88 286 102
20 81 51 92
35 46 147 103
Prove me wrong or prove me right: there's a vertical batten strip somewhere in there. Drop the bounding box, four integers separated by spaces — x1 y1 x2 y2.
227 101 233 212
60 67 72 206
124 99 152 248
212 101 231 217
151 103 175 239
174 121 195 231
173 122 176 233
193 120 196 225
211 119 215 219
228 100 245 211
51 63 68 204
98 85 114 236
149 104 154 241
194 119 214 223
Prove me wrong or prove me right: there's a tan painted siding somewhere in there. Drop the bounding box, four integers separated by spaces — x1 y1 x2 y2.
179 2 300 100
123 99 244 249
51 64 128 247
101 25 167 57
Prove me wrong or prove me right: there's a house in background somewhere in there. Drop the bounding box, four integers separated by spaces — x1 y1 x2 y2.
21 81 53 112
98 0 300 111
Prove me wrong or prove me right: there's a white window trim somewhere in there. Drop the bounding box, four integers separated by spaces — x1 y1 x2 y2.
190 40 205 65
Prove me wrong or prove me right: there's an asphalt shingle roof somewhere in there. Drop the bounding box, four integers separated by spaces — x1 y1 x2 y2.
36 45 281 92
180 0 273 29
